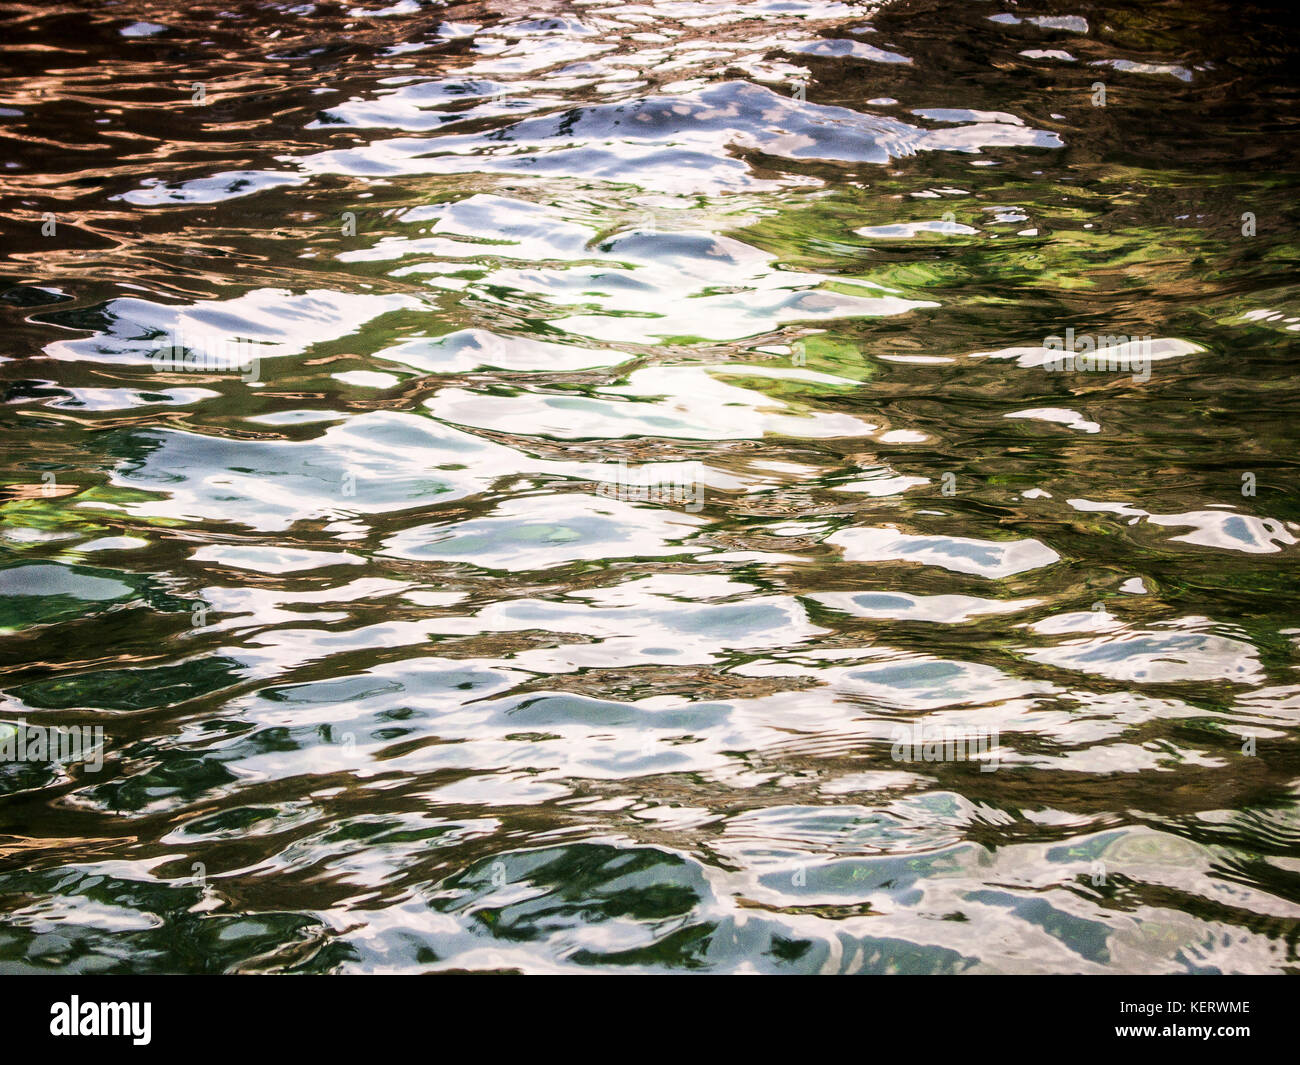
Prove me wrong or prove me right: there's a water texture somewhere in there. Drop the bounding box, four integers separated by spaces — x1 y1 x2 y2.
0 0 1298 973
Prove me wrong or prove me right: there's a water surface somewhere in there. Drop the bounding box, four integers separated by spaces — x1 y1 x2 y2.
1 0 1299 973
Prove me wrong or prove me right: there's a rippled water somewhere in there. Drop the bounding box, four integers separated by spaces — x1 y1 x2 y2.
1 0 1298 974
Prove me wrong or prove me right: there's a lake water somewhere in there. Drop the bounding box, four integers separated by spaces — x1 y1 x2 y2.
1 0 1298 973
